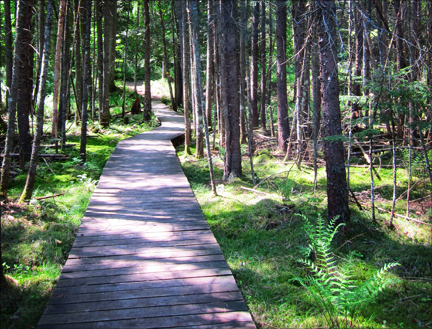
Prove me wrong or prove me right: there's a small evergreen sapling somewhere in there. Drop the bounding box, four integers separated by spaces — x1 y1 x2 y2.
294 214 399 328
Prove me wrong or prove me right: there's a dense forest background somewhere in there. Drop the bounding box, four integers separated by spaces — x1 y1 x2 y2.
0 0 431 328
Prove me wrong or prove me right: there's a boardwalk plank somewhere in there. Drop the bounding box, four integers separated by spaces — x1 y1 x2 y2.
55 268 232 288
38 311 254 328
44 291 243 314
52 275 238 296
38 301 247 325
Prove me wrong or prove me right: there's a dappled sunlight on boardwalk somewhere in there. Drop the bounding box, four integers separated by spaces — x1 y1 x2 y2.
37 101 256 329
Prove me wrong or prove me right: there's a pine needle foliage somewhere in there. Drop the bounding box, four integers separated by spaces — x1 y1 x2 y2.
294 214 399 329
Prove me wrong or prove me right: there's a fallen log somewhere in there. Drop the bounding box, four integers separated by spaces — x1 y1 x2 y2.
360 202 431 226
240 186 285 199
0 153 68 158
35 193 64 200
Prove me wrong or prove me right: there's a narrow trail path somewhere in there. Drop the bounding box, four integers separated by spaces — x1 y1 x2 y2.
38 101 256 328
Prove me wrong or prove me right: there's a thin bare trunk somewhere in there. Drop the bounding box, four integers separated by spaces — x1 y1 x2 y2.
121 0 131 118
143 0 152 121
101 0 111 126
259 0 266 129
4 0 13 110
188 0 204 158
177 2 192 155
134 1 140 93
205 0 213 128
158 0 176 111
239 0 247 144
74 0 82 125
250 2 259 128
60 0 71 150
80 0 91 163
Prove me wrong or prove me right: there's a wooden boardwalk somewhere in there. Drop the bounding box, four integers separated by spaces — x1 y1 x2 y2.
38 102 256 328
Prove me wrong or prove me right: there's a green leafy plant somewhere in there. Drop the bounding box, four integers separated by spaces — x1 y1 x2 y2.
294 214 399 328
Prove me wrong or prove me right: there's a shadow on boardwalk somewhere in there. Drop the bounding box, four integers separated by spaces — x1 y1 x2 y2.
37 101 256 328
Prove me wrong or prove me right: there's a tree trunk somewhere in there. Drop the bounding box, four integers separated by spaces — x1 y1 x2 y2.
121 0 131 118
250 2 259 128
318 0 350 225
293 0 305 140
312 27 320 191
59 0 71 149
143 0 152 121
19 0 54 202
4 0 13 111
80 0 91 163
259 1 266 129
177 1 192 155
362 0 371 97
172 2 183 107
393 0 406 138
220 0 242 180
266 1 274 122
188 0 204 158
108 0 117 92
158 0 176 111
352 9 363 120
16 0 34 164
1 0 33 198
214 2 224 146
74 0 82 125
134 1 140 93
33 0 45 109
96 0 103 121
239 0 247 144
51 0 66 138
101 0 111 127
276 0 289 153
205 0 213 128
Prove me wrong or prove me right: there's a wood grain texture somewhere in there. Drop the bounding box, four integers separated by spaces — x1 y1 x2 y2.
37 101 256 328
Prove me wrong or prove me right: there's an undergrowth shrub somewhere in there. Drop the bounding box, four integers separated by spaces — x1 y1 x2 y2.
294 214 399 329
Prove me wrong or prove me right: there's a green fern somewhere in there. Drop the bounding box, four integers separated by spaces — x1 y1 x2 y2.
294 214 399 329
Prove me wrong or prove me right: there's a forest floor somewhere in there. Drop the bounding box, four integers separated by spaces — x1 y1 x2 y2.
176 136 432 328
